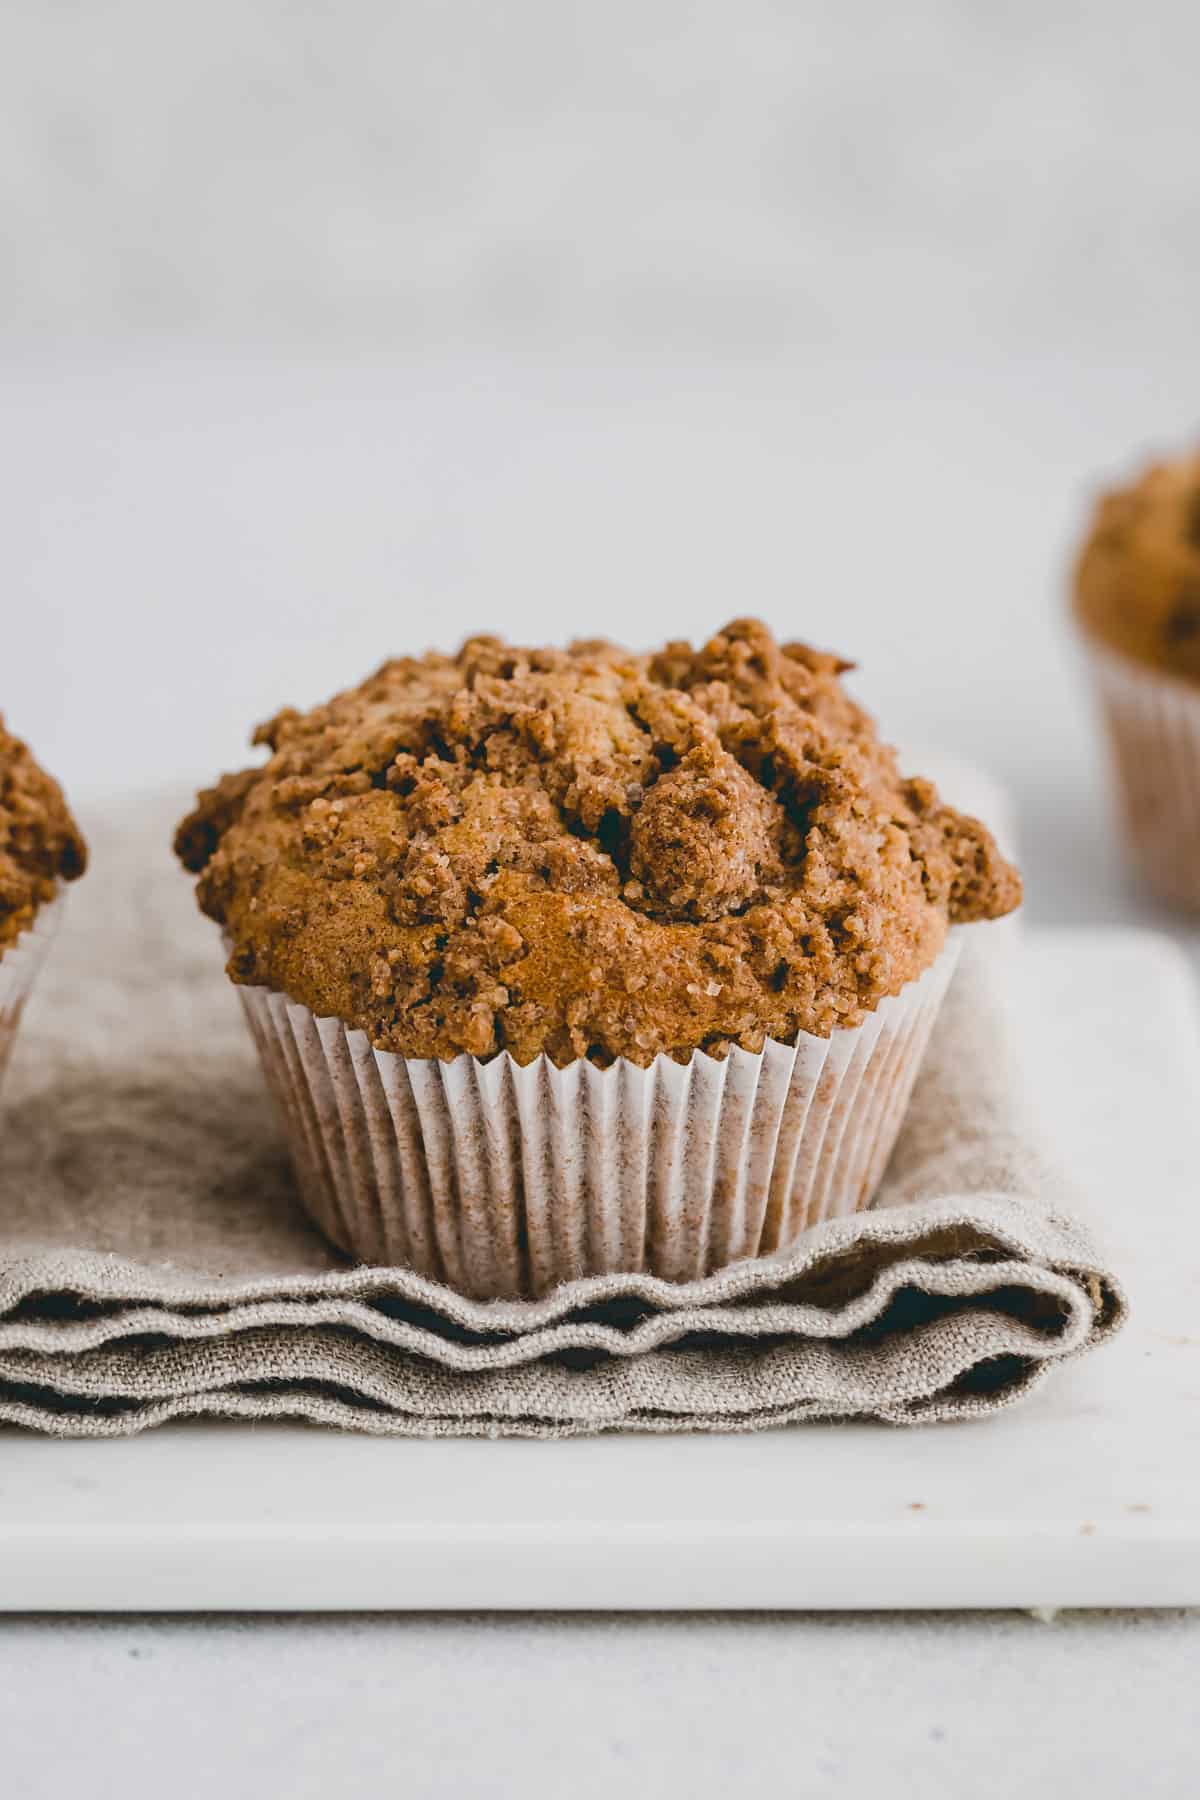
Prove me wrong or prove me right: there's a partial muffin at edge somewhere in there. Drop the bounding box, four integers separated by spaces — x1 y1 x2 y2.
0 718 87 956
175 617 1021 1067
1074 450 1200 683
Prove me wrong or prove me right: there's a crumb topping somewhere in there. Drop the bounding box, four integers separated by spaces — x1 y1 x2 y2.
0 720 87 955
175 619 1021 1066
1074 451 1200 682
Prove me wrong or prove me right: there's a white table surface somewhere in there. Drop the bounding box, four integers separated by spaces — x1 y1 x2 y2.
1 346 1198 1795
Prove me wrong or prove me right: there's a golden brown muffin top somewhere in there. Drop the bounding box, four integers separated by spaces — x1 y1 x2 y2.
0 719 87 956
1074 451 1200 682
175 619 1021 1067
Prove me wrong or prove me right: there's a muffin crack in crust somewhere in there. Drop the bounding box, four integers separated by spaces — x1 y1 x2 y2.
0 719 88 955
175 618 1020 1066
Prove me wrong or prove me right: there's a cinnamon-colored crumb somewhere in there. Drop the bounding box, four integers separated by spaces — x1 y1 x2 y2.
0 720 87 954
175 618 1021 1066
1074 451 1200 682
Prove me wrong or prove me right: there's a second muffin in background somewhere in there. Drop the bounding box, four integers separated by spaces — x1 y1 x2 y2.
1074 449 1200 910
176 618 1020 1298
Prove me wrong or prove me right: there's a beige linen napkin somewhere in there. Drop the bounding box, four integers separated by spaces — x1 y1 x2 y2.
0 801 1124 1437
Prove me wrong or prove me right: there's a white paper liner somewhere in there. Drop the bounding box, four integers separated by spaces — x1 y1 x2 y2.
1081 633 1200 910
237 938 960 1300
0 896 64 1099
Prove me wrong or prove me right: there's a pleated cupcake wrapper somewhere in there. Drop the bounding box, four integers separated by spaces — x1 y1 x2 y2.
1080 633 1200 911
237 940 960 1301
0 897 64 1099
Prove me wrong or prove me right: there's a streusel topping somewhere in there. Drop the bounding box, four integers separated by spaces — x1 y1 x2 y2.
0 720 87 955
176 619 1020 1065
1075 452 1200 682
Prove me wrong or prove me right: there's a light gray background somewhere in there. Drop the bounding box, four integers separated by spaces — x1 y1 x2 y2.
2 3 1198 1794
4 0 1198 355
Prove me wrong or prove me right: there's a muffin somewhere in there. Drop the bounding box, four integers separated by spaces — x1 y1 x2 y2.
175 618 1020 1297
1074 451 1200 909
0 719 87 1094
